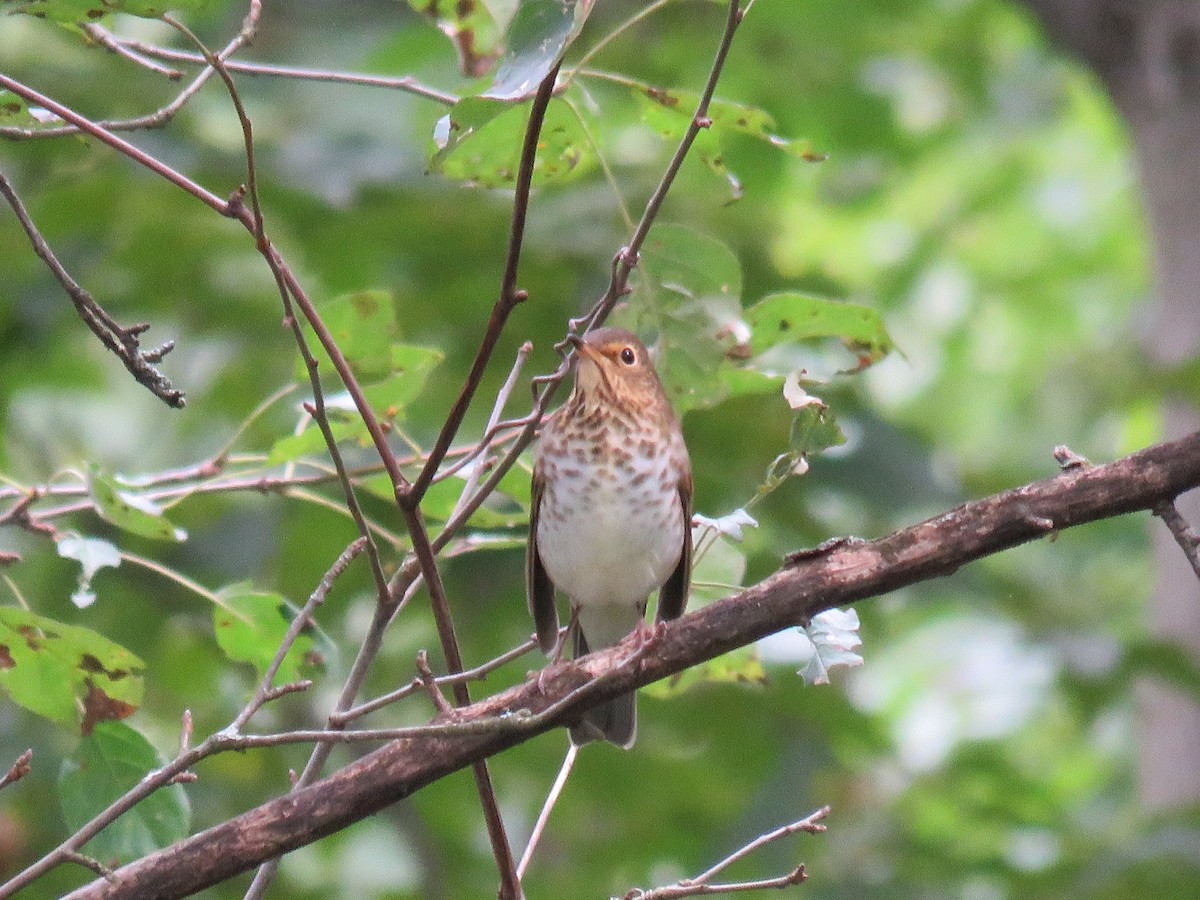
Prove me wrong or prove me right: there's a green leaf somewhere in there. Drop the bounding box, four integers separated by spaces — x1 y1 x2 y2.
266 416 367 465
3 0 219 23
431 96 512 161
430 98 591 187
57 535 122 609
408 0 505 78
483 0 595 100
789 402 846 456
640 222 743 301
0 90 37 127
0 607 144 730
648 645 766 698
315 290 399 382
617 224 745 412
360 343 446 417
88 466 187 542
418 474 528 529
59 722 190 865
213 585 332 684
633 84 823 159
745 293 895 364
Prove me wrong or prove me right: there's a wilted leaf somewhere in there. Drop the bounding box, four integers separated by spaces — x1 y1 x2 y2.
692 508 758 543
634 83 823 159
57 535 122 608
59 722 189 865
0 607 144 729
797 608 864 685
790 403 846 457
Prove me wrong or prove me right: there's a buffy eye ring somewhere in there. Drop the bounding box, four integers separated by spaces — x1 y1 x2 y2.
620 347 636 365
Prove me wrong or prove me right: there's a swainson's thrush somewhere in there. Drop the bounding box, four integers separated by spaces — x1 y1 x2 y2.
527 327 692 748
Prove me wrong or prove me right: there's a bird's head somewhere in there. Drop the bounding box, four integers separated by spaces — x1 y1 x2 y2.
567 327 669 415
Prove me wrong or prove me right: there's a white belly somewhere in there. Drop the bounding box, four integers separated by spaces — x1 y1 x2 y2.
536 464 683 615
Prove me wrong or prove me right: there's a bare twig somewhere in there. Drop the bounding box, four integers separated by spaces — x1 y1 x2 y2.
83 24 185 79
582 0 747 332
516 744 578 880
331 636 539 726
0 12 259 141
1154 499 1200 581
416 650 458 716
0 749 32 792
683 807 829 886
61 852 116 884
0 173 184 407
407 63 562 502
449 342 532 521
231 538 367 731
626 867 807 898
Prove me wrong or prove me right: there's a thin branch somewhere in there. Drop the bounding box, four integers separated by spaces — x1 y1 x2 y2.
230 537 367 731
94 32 459 105
517 744 578 880
449 342 532 521
628 867 807 898
60 852 116 885
0 11 259 141
0 173 184 407
683 807 829 886
1154 499 1200 580
83 23 185 79
0 75 236 218
407 61 563 502
48 427 1200 900
332 636 539 726
583 0 746 331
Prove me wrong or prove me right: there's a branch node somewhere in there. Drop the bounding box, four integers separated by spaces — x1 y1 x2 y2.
223 184 247 218
1053 444 1091 470
416 650 457 717
0 748 33 792
786 534 867 564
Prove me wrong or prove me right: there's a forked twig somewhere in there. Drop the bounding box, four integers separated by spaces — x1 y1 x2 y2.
623 807 829 899
0 174 184 407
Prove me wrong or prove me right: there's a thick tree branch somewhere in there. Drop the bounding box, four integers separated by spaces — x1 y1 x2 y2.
54 429 1200 900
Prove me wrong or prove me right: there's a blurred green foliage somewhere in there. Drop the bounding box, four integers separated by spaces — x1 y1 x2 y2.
3 0 1197 897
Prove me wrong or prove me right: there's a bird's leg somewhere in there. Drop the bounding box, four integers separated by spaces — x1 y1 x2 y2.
552 608 580 664
533 611 580 695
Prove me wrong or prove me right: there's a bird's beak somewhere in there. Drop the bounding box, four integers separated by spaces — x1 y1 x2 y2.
567 334 601 363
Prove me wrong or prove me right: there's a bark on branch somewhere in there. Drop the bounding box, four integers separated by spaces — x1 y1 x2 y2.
62 430 1200 900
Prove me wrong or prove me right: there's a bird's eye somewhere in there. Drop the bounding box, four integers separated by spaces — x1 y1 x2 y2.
620 347 636 365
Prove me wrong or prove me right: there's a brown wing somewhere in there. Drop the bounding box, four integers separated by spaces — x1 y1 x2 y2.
655 472 693 623
526 466 561 654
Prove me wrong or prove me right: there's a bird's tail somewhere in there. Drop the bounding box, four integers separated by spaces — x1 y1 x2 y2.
569 625 637 748
570 691 636 749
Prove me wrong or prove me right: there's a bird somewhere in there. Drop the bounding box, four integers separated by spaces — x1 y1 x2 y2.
527 326 692 748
